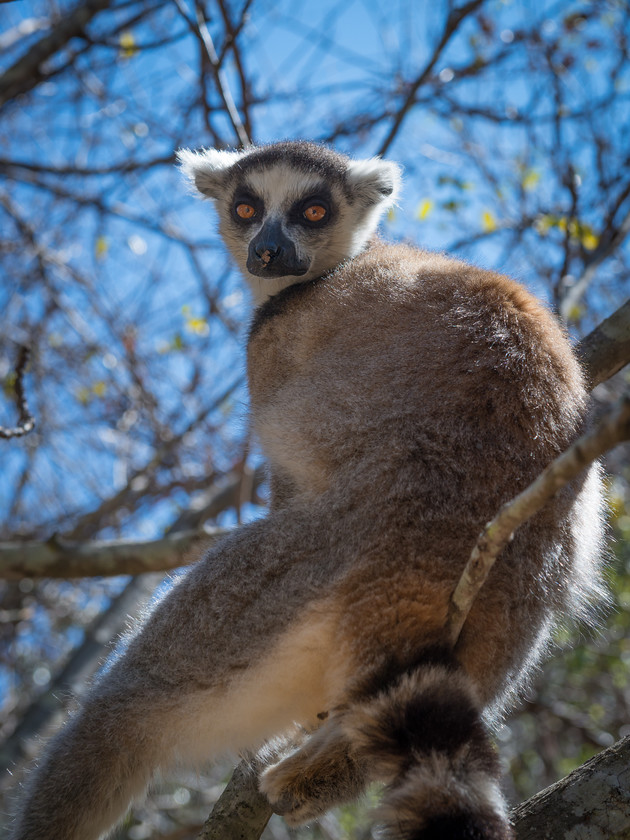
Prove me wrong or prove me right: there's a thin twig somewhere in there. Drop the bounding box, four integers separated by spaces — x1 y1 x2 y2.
377 0 484 156
447 395 630 647
172 0 251 147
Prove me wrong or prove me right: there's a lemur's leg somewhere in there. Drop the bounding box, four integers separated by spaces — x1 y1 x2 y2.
261 648 513 840
9 508 341 840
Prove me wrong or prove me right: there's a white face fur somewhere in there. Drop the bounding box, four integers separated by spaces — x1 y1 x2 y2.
178 143 402 304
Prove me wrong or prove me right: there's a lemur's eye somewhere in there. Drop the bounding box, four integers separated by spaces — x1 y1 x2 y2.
303 205 327 222
236 203 256 220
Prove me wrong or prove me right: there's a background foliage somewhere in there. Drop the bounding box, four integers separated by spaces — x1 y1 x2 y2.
1 0 629 837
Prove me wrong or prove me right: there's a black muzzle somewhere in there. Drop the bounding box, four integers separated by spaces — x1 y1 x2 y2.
246 219 310 277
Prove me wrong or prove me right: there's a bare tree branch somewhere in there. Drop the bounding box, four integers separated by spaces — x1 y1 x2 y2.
0 0 113 108
0 524 229 580
0 154 176 177
577 297 630 388
196 759 273 840
0 573 163 770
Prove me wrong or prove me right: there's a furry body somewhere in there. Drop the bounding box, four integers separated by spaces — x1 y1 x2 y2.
10 145 604 840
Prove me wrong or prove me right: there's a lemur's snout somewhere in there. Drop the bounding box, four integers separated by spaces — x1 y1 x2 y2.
255 243 280 265
247 219 310 278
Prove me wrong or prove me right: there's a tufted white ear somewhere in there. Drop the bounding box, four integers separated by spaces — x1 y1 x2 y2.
345 157 402 208
177 147 246 199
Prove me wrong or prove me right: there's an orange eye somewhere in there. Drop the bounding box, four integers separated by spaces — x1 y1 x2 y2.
303 205 327 222
236 203 256 219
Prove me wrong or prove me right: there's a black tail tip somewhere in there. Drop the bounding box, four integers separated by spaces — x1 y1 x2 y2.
405 811 513 840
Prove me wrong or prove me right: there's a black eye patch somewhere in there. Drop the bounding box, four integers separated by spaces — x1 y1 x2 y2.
231 190 264 224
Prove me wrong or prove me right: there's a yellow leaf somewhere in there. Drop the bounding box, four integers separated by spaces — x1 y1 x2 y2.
3 372 16 397
386 207 396 223
582 232 599 251
119 31 138 59
522 170 540 191
76 387 91 405
92 381 106 397
95 236 108 259
186 317 209 336
416 199 434 221
481 210 497 232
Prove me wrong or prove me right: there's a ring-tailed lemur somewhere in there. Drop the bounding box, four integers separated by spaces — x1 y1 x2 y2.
10 142 605 840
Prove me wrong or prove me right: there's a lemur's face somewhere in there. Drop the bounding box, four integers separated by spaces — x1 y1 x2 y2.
220 165 356 300
227 167 336 280
178 142 401 303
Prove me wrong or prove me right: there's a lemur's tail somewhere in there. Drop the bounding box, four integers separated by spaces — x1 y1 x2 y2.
344 648 513 840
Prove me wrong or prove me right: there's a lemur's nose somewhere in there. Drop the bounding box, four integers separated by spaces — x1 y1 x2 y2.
255 243 281 265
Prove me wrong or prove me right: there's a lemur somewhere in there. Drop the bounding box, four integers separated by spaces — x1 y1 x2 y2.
10 142 605 840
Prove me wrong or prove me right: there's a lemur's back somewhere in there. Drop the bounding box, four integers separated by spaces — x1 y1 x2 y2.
248 240 603 711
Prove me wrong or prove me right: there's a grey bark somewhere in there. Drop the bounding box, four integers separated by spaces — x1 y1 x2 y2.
197 761 273 840
512 735 630 839
576 298 630 388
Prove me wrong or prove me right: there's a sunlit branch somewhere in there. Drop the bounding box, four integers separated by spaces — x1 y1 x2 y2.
448 395 630 647
196 759 272 840
216 0 255 142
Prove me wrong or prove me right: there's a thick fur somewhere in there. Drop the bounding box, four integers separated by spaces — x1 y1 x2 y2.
9 143 605 840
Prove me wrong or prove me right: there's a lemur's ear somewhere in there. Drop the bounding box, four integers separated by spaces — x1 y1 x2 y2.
177 147 245 199
346 157 402 208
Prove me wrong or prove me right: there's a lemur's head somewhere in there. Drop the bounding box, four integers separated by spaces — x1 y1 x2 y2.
178 141 402 303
